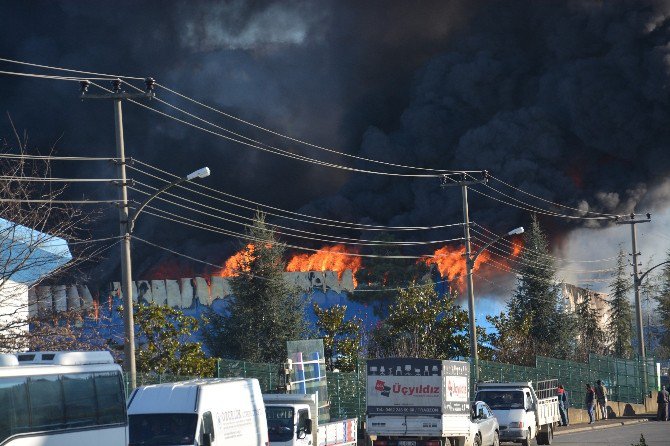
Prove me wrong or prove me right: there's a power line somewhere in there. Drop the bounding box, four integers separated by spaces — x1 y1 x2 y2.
470 234 617 274
131 235 270 281
140 206 463 260
129 160 465 232
130 180 464 247
0 198 122 204
120 92 442 178
473 223 619 264
469 186 612 221
67 235 125 245
0 69 111 82
0 56 144 80
151 81 478 174
487 174 619 218
0 176 122 183
0 154 119 162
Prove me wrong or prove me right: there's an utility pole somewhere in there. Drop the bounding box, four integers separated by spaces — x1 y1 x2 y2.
81 78 155 390
616 212 651 396
616 213 651 359
441 171 488 381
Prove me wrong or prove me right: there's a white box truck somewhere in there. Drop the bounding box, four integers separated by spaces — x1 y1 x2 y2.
263 393 357 446
127 378 269 446
366 358 475 446
474 381 560 445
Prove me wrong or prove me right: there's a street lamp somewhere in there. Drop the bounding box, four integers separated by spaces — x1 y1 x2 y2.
465 226 524 381
121 167 210 390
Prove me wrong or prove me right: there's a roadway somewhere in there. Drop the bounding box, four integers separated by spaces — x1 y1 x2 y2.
549 421 670 445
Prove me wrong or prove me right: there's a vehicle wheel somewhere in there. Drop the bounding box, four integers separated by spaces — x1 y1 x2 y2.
474 433 482 446
520 429 532 446
491 431 500 446
537 431 547 445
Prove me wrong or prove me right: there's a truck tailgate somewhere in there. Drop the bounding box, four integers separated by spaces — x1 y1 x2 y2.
318 418 357 446
537 397 561 425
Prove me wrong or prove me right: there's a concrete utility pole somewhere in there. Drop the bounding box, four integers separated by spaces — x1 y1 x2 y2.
615 213 651 360
441 172 488 381
81 78 155 390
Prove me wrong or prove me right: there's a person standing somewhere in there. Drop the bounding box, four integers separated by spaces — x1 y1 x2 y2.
585 383 596 424
595 380 608 420
557 385 569 426
657 385 670 421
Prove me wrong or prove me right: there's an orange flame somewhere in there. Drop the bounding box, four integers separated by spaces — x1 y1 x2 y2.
510 236 524 257
424 245 491 284
286 245 362 287
218 244 256 277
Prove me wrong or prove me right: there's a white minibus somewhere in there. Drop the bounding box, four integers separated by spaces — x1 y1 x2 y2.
0 351 127 446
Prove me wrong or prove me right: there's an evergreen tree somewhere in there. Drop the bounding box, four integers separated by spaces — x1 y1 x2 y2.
574 290 607 361
202 212 307 363
654 250 670 355
608 248 634 359
507 215 572 357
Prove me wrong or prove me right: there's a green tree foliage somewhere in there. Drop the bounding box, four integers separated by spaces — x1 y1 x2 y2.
574 290 607 361
129 303 215 376
484 312 536 366
353 233 430 315
202 212 307 364
367 283 468 359
313 303 362 372
608 248 634 359
654 250 670 356
507 215 574 358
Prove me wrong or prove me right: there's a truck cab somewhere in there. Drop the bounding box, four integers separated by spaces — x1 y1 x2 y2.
263 394 357 446
265 402 312 446
475 381 559 446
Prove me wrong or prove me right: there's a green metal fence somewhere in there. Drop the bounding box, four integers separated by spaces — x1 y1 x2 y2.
215 353 656 420
216 358 282 392
477 354 656 408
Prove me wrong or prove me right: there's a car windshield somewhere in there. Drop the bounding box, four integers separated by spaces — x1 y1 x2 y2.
477 390 525 410
129 413 198 446
266 406 294 442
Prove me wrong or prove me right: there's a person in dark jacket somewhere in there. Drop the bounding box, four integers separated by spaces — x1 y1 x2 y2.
657 385 669 421
585 384 596 424
557 385 569 426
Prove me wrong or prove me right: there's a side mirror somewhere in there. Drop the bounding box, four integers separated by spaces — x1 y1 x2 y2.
304 418 312 434
202 432 213 446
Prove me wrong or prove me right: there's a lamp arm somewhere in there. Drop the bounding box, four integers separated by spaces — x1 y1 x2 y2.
637 260 670 285
128 177 185 234
471 234 505 264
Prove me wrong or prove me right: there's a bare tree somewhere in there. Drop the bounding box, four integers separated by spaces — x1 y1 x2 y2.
0 129 109 352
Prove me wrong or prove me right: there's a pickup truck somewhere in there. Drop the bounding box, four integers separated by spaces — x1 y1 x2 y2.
264 393 357 446
475 381 560 445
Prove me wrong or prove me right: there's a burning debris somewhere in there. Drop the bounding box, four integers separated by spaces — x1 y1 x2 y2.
286 244 363 287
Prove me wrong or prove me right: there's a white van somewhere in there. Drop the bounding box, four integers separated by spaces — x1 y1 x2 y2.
127 378 269 446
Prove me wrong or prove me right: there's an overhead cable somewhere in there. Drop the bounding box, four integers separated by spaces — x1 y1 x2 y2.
487 174 619 218
130 180 464 246
152 82 478 174
473 223 619 263
141 207 465 260
130 160 464 231
0 56 144 80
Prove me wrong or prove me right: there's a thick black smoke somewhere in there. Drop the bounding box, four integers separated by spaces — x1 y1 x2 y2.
2 1 670 284
306 1 670 238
